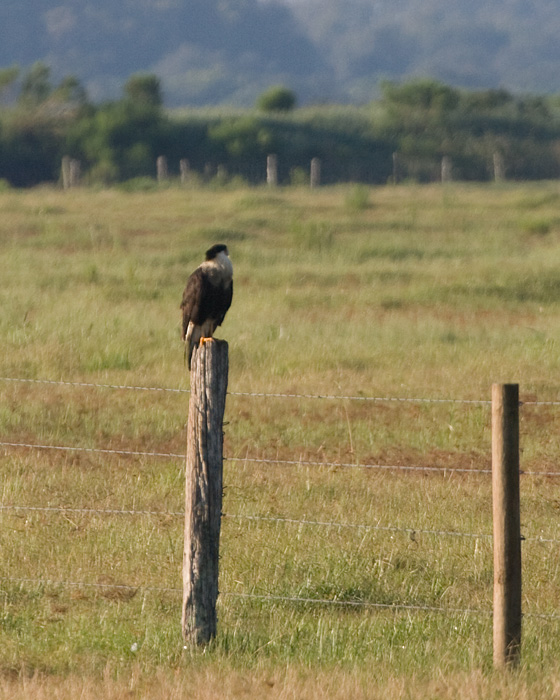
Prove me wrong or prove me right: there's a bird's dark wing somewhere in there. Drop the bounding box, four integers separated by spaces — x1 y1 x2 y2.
180 268 211 339
215 280 233 326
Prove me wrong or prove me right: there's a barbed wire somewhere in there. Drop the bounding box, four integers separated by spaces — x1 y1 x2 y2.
0 376 189 395
229 391 491 405
2 576 559 620
0 440 184 460
234 455 493 474
2 504 559 544
0 504 184 518
0 375 492 405
3 375 560 407
0 439 494 475
0 576 488 616
0 504 490 539
4 439 560 477
229 515 558 544
224 593 560 621
0 576 176 594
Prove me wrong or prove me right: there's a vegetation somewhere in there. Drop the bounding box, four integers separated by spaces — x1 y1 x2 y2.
2 181 560 698
256 85 297 112
2 67 560 187
124 74 163 109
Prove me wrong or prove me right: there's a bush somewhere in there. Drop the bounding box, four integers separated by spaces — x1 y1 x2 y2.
117 176 159 192
256 85 297 112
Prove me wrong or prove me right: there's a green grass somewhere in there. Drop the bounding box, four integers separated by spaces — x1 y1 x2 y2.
2 182 560 698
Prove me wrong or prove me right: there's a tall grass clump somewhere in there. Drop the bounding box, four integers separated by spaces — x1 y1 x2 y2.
344 184 371 211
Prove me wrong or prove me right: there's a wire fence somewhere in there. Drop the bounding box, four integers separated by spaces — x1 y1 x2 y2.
3 375 560 405
0 575 492 616
2 374 560 623
2 438 560 477
1 575 559 621
3 503 560 544
0 503 492 539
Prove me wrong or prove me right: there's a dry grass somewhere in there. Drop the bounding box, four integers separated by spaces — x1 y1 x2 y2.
3 667 560 700
2 182 560 697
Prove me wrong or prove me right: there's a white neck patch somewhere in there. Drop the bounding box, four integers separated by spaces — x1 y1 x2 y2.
202 251 233 283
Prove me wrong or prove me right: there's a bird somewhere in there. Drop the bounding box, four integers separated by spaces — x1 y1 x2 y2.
180 244 233 369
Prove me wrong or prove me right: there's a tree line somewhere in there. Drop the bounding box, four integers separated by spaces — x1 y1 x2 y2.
1 65 560 188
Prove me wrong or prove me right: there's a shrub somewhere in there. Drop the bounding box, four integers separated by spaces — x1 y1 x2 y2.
345 184 371 211
256 85 297 112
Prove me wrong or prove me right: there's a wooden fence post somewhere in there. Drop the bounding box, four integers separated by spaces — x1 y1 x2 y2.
182 339 229 645
392 152 399 184
441 156 453 183
157 155 168 182
180 159 190 184
492 383 522 668
267 154 278 187
310 157 321 188
62 156 71 190
493 152 505 182
62 157 81 189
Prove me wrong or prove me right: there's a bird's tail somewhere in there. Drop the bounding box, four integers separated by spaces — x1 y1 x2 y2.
184 321 195 370
187 341 195 371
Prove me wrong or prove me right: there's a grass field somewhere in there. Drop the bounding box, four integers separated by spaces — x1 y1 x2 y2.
2 181 560 698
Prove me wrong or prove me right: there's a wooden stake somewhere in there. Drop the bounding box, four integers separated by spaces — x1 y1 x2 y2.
441 155 453 183
493 152 505 182
69 158 81 188
62 156 81 189
492 383 522 668
62 156 71 190
267 154 278 187
310 157 321 188
157 155 168 182
392 152 399 184
182 339 229 645
180 158 190 184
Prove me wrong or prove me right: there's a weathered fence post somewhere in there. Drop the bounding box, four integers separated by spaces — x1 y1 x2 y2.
180 159 190 184
492 383 522 668
310 157 321 188
182 339 229 645
392 152 399 184
62 156 71 189
157 155 168 182
267 154 278 187
493 152 505 182
441 156 453 183
70 158 81 187
62 157 81 189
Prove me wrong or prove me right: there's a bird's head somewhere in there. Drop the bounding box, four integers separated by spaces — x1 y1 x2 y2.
205 244 229 260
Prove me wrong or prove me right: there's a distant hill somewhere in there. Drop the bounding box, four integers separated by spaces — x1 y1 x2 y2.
0 0 328 106
284 0 560 98
2 0 560 106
